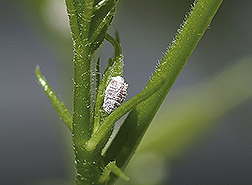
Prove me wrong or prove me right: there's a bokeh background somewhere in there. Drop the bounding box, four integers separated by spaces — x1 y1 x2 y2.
0 0 251 184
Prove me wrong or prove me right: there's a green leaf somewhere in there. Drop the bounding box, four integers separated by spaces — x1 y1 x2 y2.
99 161 129 183
85 77 165 151
105 33 122 58
36 66 73 131
65 0 117 54
115 29 120 43
104 0 224 181
122 57 252 184
93 34 124 134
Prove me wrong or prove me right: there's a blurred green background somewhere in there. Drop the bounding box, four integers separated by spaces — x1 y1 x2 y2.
0 0 251 184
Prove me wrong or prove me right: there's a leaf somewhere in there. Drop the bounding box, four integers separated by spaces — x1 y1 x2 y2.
65 0 118 54
93 34 124 134
117 152 167 185
36 66 73 131
104 0 224 180
89 0 117 51
120 57 252 184
99 161 129 183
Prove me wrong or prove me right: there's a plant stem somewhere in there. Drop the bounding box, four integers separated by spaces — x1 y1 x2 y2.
70 0 104 184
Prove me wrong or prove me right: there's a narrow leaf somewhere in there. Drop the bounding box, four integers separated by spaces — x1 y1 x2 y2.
104 0 224 177
105 33 122 59
36 66 73 131
99 161 129 183
107 161 129 181
115 29 120 43
65 0 81 47
123 58 252 184
93 34 123 134
67 0 118 54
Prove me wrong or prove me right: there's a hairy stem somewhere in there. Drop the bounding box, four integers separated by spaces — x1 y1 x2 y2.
104 1 223 184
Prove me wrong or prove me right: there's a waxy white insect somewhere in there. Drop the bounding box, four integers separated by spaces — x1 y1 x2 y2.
103 76 128 114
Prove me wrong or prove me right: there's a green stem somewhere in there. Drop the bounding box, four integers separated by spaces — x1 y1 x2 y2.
71 0 102 184
104 0 223 183
96 57 101 94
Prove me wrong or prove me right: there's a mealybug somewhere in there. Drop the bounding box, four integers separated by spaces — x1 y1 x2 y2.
103 76 128 114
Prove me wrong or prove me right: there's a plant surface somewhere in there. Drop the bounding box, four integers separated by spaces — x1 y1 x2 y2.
36 0 223 184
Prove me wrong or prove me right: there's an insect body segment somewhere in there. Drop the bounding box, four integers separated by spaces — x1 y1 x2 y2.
103 76 128 114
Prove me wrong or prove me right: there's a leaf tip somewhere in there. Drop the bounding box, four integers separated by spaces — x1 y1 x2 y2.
35 65 40 72
35 65 42 79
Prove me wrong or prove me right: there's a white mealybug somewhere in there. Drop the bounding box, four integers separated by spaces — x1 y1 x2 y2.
103 76 128 114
